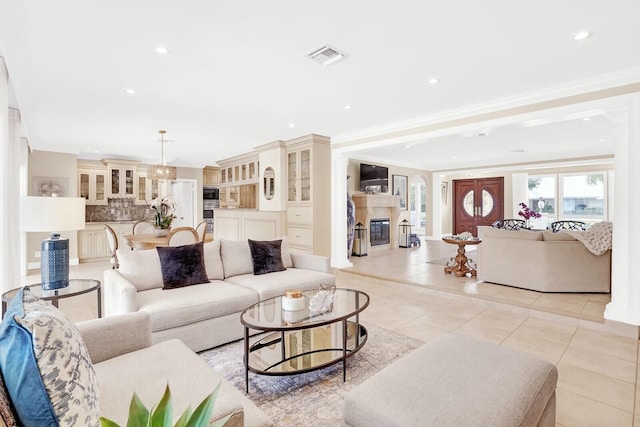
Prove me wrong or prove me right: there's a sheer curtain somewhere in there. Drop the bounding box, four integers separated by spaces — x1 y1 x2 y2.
0 57 24 294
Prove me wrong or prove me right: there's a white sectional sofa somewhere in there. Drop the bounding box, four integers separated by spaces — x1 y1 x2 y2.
477 226 611 293
103 238 335 352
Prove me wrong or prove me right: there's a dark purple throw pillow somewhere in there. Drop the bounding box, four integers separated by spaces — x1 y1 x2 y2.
156 242 209 289
248 239 287 275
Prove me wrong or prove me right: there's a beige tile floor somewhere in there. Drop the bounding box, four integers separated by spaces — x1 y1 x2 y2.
18 243 640 427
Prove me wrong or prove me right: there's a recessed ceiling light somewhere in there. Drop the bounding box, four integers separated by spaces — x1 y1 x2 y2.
125 88 136 95
583 117 591 121
289 123 295 128
93 149 100 153
511 149 525 153
599 138 606 142
405 144 411 149
343 105 353 110
451 156 457 160
156 46 169 55
428 78 439 85
573 31 591 41
477 132 488 137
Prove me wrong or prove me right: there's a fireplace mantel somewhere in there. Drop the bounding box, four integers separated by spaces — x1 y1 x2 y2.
352 193 401 250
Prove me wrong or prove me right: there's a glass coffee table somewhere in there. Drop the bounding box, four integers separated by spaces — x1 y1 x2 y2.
240 288 369 393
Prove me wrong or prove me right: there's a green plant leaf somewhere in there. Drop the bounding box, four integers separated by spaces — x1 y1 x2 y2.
126 392 150 427
186 382 221 427
174 406 192 427
150 384 173 427
99 417 121 427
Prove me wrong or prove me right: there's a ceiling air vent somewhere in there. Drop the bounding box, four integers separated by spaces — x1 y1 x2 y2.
306 44 346 66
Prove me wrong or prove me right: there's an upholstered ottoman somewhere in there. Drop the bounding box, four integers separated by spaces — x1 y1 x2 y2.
343 334 558 427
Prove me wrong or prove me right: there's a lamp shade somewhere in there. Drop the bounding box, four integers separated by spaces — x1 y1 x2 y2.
20 197 86 232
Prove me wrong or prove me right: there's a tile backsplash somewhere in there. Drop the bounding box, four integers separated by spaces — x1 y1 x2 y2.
86 198 155 223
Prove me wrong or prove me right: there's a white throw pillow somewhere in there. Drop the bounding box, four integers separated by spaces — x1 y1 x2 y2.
116 248 164 291
220 239 253 278
204 240 224 280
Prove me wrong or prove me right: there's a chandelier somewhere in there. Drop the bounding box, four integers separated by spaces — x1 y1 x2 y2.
149 130 177 181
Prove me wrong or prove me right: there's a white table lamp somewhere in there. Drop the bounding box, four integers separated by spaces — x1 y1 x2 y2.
20 197 86 290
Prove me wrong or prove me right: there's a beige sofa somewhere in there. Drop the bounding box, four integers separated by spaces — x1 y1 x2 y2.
78 312 272 426
103 238 335 352
477 226 611 292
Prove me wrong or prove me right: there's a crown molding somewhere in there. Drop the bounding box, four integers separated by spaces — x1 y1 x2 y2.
333 67 640 146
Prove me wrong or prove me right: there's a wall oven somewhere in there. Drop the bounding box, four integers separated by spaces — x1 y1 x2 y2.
203 186 219 234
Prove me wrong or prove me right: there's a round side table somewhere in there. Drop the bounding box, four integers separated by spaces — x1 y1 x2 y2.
442 237 482 277
2 279 101 318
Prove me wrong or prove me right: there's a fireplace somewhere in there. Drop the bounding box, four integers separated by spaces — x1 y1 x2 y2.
370 218 390 246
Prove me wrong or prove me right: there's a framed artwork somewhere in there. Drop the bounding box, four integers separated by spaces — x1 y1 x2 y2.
392 174 408 210
32 176 68 197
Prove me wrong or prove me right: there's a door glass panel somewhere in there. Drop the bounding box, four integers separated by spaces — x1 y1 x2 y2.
125 169 134 195
463 190 474 216
80 173 89 199
111 169 120 194
95 175 105 201
481 189 494 217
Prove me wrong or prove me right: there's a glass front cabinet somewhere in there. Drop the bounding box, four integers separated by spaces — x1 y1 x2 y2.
287 147 311 203
77 169 107 205
108 164 136 198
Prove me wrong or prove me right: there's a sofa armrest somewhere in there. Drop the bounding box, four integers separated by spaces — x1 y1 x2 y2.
76 312 152 364
291 252 331 273
103 269 138 316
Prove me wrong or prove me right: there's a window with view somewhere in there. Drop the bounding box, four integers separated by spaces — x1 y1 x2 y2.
528 172 607 228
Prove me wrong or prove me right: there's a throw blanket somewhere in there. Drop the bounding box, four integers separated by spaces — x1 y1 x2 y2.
567 221 613 255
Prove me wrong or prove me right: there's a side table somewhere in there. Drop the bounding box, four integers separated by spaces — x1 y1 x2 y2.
442 237 482 277
2 279 102 318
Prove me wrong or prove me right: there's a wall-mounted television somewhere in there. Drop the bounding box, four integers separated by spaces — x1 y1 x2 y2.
359 163 388 193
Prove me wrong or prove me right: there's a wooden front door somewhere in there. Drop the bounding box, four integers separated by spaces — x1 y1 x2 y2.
453 177 504 236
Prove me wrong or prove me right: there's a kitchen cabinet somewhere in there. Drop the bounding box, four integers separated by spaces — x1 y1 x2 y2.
218 153 259 207
287 147 311 203
78 222 133 261
107 163 137 198
284 135 331 256
203 167 220 185
78 225 110 260
78 169 108 205
135 171 159 204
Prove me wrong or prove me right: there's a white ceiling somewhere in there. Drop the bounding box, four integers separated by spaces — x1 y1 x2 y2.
1 1 639 170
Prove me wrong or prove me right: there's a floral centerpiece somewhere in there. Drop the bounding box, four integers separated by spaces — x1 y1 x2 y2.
150 196 176 236
517 202 541 228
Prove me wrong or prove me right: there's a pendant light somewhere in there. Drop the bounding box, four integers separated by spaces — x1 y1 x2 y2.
149 130 177 181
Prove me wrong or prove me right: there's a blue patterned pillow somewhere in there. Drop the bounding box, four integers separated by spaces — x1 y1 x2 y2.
0 288 100 426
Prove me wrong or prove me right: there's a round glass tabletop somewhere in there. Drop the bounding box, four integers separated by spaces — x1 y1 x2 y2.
241 288 369 331
2 279 101 302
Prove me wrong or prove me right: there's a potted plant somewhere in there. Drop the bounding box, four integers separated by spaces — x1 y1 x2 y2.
150 196 176 237
100 382 231 427
517 202 542 229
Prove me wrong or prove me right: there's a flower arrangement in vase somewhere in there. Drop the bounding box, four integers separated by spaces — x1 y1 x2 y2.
517 202 542 228
150 196 176 236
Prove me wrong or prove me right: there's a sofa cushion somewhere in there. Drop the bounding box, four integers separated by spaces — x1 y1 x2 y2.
117 247 164 291
203 240 224 280
157 242 210 289
248 239 287 275
94 339 272 427
136 281 258 331
0 288 100 426
225 268 336 300
542 231 577 241
220 239 254 278
481 227 543 241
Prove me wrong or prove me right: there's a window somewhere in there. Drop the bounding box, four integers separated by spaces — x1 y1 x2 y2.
528 172 607 227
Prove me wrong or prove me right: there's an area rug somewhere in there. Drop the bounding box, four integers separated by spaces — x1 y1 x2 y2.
199 324 422 426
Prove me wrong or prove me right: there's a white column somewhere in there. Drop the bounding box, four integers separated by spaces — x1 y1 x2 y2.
330 151 353 268
511 173 528 217
604 94 640 325
0 57 22 293
430 175 443 239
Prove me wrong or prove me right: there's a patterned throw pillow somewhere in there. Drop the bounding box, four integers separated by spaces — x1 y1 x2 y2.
0 288 100 426
0 372 18 427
